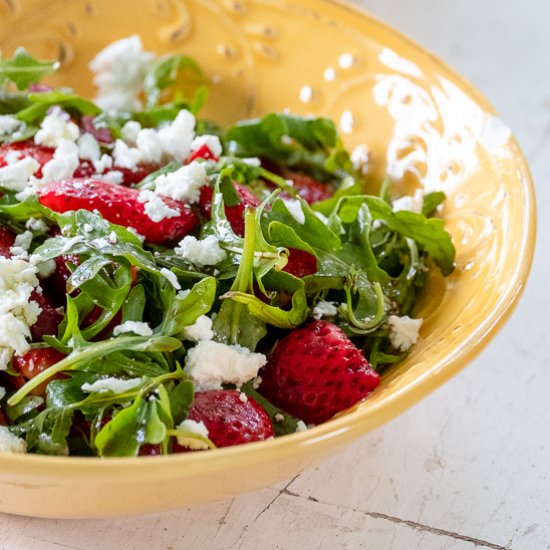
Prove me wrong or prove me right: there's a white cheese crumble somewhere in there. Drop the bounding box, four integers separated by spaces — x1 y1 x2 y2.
157 109 196 162
25 217 48 234
113 139 142 171
81 377 142 394
9 230 33 258
174 235 227 266
388 315 423 351
160 267 181 290
0 257 41 366
34 107 80 147
190 134 223 158
77 133 101 161
99 170 124 184
0 386 5 401
40 139 80 184
183 315 214 342
392 189 424 214
312 300 338 320
184 341 267 391
284 198 306 224
154 161 207 204
89 35 155 112
274 413 285 423
93 153 114 173
0 115 25 137
112 320 153 337
0 157 40 192
295 420 308 432
239 392 248 403
121 120 142 143
176 419 210 450
137 189 179 222
0 426 26 453
136 128 164 164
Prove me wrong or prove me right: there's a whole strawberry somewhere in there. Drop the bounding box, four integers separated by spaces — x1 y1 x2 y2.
39 178 198 244
180 389 273 448
259 321 380 424
199 183 261 236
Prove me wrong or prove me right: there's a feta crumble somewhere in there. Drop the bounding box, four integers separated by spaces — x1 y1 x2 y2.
295 420 308 432
25 217 48 234
0 157 40 192
190 134 223 158
81 377 143 394
0 426 26 453
284 198 306 224
77 133 101 161
112 320 153 337
176 419 210 450
312 300 338 320
183 315 214 342
138 189 179 222
184 341 267 391
34 107 80 147
0 115 25 137
153 161 207 204
174 235 227 266
40 139 80 184
113 139 142 171
160 267 181 290
388 315 423 351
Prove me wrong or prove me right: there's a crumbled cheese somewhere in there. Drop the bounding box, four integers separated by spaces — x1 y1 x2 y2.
388 315 423 351
0 426 26 453
190 134 223 158
295 420 308 432
9 231 33 258
136 128 164 164
392 189 424 214
183 315 214 342
176 419 210 450
112 320 152 337
113 139 142 170
0 157 40 192
0 257 41 364
284 198 305 224
77 133 101 161
93 153 114 173
312 300 338 320
81 377 142 393
83 223 94 233
157 109 196 162
89 35 154 112
251 375 262 389
160 267 181 290
0 386 5 400
34 107 80 147
40 139 80 184
153 161 207 204
108 231 118 244
351 143 369 175
121 120 142 143
138 189 179 222
0 348 11 372
32 256 56 278
239 392 248 403
98 170 123 184
184 341 267 391
174 235 227 266
0 115 25 137
25 217 48 234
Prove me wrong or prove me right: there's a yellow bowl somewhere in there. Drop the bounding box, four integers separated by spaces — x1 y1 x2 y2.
0 0 535 518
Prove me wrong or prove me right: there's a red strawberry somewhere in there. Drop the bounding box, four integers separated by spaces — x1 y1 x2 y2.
283 248 317 278
29 290 63 341
0 226 16 257
259 321 380 424
44 254 79 300
281 169 333 204
199 183 261 236
74 159 160 186
174 390 273 449
187 144 219 163
0 141 54 178
38 178 198 244
80 116 114 144
0 410 7 426
11 347 66 397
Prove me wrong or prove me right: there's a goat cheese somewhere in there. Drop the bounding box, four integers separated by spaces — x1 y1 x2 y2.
113 139 142 171
153 161 207 204
0 427 26 453
157 109 196 162
0 115 25 137
112 320 153 337
136 128 164 164
0 157 40 192
174 235 227 266
190 134 223 158
184 340 267 391
183 315 214 342
81 377 143 394
25 217 48 234
388 315 423 351
40 139 80 184
121 120 142 143
312 300 338 320
34 107 79 147
160 267 181 290
137 189 179 222
77 133 101 161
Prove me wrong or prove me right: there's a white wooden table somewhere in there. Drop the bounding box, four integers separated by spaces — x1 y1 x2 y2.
1 1 549 548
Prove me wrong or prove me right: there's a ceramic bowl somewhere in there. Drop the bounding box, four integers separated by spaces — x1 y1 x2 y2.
0 0 535 518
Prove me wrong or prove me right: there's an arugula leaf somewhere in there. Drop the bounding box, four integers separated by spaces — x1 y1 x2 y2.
0 48 58 91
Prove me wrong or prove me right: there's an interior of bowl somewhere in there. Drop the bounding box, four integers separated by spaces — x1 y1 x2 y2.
0 0 535 517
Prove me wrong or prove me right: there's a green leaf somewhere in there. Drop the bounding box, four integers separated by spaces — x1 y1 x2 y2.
0 48 58 91
16 91 100 124
422 191 446 217
169 380 194 425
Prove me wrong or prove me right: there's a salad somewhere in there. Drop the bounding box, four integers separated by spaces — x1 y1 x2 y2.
0 37 455 456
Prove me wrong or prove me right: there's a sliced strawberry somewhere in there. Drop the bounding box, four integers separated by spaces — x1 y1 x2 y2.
29 290 63 342
283 248 317 278
175 390 273 449
0 140 54 178
187 144 218 163
281 169 334 204
199 183 261 236
0 226 16 257
259 320 380 424
73 159 160 186
11 347 66 397
38 178 198 244
80 116 114 144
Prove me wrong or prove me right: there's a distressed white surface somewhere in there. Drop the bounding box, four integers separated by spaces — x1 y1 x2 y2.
2 1 550 548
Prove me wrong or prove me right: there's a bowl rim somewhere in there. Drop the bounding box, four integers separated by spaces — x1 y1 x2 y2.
0 0 537 477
